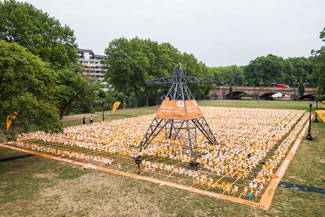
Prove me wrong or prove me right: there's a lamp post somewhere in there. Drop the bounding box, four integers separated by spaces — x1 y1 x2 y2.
314 100 319 123
101 101 105 122
306 103 313 141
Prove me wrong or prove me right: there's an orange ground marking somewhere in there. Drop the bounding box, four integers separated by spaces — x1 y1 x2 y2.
0 117 308 210
258 117 309 209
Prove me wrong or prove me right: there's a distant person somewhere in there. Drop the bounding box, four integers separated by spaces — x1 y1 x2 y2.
83 116 86 124
89 115 93 124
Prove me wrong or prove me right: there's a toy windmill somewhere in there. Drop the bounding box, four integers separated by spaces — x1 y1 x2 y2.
136 63 219 170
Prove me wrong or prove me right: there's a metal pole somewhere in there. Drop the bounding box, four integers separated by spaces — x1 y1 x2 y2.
102 102 105 122
306 103 313 141
314 100 319 123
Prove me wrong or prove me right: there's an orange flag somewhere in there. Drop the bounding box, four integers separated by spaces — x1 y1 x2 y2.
112 102 121 115
6 112 18 132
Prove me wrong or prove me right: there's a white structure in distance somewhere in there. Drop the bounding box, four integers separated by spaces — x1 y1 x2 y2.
78 49 108 91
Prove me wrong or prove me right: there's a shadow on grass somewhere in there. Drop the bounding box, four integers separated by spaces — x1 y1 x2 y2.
0 154 34 162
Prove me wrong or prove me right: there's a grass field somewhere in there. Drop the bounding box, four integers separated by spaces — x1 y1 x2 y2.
0 100 324 217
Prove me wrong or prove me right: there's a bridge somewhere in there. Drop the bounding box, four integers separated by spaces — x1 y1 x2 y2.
209 86 317 100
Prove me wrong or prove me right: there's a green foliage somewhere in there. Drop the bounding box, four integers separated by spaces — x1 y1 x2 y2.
209 65 244 86
0 0 78 69
298 79 305 99
290 94 299 101
103 37 214 107
105 89 123 110
56 68 99 119
0 40 62 137
244 54 287 86
244 54 315 87
286 57 314 85
229 86 233 99
311 27 325 98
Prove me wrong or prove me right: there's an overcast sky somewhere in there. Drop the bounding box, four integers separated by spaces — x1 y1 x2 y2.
19 0 325 66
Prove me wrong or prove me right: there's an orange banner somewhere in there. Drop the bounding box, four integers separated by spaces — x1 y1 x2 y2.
112 102 121 114
316 110 325 122
6 112 18 132
155 99 203 120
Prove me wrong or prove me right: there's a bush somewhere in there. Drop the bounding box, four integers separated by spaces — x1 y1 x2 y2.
291 94 299 101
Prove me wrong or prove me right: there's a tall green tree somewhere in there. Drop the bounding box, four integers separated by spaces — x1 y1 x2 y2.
244 54 286 86
181 53 214 99
311 27 325 99
56 68 98 119
298 79 305 100
143 40 181 105
104 37 215 106
0 0 78 68
0 41 62 136
209 65 244 86
103 37 149 108
229 86 233 99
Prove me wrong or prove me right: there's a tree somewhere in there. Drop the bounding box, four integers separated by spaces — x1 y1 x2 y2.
311 27 325 99
104 38 180 108
103 37 147 108
104 37 215 106
0 0 78 69
143 40 180 105
103 38 133 109
209 65 244 86
181 53 214 99
56 68 98 119
298 79 305 100
229 86 233 99
286 57 313 85
244 54 287 86
0 40 62 137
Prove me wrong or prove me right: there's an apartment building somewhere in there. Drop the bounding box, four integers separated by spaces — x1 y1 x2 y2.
77 49 107 82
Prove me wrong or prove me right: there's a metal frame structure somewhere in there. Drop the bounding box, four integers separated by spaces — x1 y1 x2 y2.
136 63 219 170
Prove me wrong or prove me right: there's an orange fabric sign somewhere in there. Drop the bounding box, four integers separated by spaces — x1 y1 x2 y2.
155 99 203 120
6 112 18 132
112 102 121 114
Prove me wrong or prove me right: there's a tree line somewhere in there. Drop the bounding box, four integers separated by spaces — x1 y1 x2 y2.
0 0 324 137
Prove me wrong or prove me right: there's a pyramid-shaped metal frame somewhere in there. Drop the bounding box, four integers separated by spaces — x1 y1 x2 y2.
136 63 218 170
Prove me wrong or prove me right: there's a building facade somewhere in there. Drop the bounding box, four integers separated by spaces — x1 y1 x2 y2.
77 49 107 82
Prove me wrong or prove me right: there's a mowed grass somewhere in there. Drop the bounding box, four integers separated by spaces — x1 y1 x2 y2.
62 106 159 128
0 100 324 216
199 100 318 111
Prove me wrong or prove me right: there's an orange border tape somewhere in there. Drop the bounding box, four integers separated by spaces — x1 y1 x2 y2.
0 119 308 210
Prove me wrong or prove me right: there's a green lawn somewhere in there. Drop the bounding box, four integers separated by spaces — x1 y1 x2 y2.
0 100 324 216
198 100 317 111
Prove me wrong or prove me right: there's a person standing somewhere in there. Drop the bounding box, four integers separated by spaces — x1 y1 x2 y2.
89 115 93 124
83 116 86 124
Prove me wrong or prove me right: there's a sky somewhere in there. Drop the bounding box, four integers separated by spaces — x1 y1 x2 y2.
18 0 325 67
